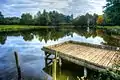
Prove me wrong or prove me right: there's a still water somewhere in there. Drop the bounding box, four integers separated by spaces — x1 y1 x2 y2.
0 27 120 80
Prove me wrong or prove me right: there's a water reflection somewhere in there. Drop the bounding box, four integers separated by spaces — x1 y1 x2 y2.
0 27 120 80
0 28 120 47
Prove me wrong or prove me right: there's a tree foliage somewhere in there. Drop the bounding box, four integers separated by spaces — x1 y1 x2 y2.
20 13 33 25
0 10 73 26
0 11 4 24
32 10 73 26
72 13 98 26
0 10 99 26
4 17 20 25
104 0 120 25
34 10 73 26
97 15 104 25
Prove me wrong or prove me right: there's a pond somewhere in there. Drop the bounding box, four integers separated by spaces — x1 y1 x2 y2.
0 27 120 80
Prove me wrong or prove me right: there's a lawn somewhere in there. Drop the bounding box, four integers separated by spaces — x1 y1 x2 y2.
0 25 49 32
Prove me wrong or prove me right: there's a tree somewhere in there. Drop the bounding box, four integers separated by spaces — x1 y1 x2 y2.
73 15 87 26
34 11 41 25
104 0 120 25
97 15 104 25
0 10 73 26
93 13 98 25
34 10 73 26
20 13 33 25
85 13 93 26
4 17 20 25
0 11 4 24
41 9 49 25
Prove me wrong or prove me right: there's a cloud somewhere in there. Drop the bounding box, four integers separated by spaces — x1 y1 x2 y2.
0 0 106 17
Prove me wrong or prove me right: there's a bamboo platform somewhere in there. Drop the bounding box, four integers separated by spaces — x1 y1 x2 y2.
42 41 120 71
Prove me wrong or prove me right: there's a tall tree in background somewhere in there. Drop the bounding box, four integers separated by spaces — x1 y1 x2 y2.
41 9 48 26
72 13 98 26
0 10 73 26
34 10 72 26
34 11 41 25
85 13 93 26
73 15 87 26
93 13 98 25
0 11 4 24
104 0 120 25
20 13 33 25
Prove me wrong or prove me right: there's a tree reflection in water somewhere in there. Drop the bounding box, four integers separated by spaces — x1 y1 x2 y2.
0 27 120 47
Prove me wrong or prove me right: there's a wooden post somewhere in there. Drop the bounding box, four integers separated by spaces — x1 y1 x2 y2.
55 52 57 59
14 52 21 80
45 57 48 68
58 57 62 76
84 67 87 78
45 52 53 67
45 52 48 67
52 59 57 80
59 57 62 67
52 52 57 80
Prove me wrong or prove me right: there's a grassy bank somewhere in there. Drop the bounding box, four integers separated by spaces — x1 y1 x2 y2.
97 26 120 29
0 25 49 32
0 25 120 32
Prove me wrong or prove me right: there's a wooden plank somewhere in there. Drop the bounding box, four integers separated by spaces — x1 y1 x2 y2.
90 49 107 63
98 51 111 66
74 45 93 57
54 44 72 53
62 44 79 54
80 48 98 61
74 46 95 60
103 51 116 67
85 48 103 61
107 53 118 68
53 43 70 51
94 50 109 65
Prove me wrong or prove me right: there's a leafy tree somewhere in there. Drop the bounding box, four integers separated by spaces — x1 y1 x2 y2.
97 15 104 25
4 17 20 25
73 15 87 26
85 13 93 26
49 11 60 26
41 9 49 25
20 13 33 25
72 13 98 26
0 11 4 24
93 13 98 25
34 10 72 26
0 10 73 26
104 0 120 25
34 11 41 25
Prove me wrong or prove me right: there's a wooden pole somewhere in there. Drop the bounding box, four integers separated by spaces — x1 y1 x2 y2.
14 52 21 80
52 59 57 80
45 52 48 68
45 52 53 67
84 67 87 78
59 58 62 67
52 52 57 80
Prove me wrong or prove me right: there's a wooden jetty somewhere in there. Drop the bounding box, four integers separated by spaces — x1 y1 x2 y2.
42 41 120 76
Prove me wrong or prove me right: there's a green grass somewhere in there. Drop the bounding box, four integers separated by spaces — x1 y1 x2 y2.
97 26 120 29
0 25 49 32
1 25 120 32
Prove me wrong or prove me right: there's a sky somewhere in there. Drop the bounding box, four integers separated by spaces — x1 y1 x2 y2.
0 0 106 17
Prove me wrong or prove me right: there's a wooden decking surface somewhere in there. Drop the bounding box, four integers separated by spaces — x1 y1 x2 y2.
42 41 120 71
